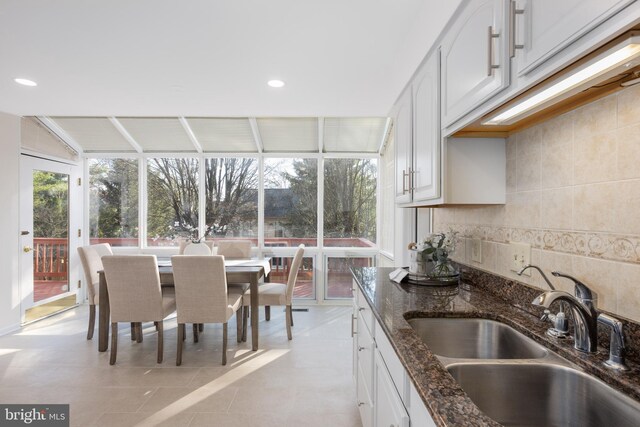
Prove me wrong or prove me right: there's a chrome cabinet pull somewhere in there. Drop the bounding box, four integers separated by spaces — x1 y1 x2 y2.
358 346 365 352
358 307 365 312
509 0 524 58
487 26 500 76
402 169 410 194
351 315 357 337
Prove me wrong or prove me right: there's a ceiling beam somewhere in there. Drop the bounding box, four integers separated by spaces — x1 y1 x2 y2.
109 117 143 153
36 116 84 155
179 117 203 153
378 117 392 154
317 117 324 153
248 118 263 153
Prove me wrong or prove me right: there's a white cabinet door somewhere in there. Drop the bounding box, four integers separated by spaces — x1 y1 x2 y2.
411 51 440 202
357 363 374 427
375 351 409 427
393 88 413 204
513 0 636 75
441 0 509 127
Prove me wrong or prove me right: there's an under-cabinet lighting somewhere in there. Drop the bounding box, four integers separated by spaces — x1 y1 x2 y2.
483 33 640 125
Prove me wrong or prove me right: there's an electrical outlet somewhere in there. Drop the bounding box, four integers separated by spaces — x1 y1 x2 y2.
509 242 531 275
471 238 482 263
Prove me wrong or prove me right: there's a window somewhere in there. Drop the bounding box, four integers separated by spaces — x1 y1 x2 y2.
323 158 377 247
204 158 258 245
264 158 317 247
147 158 199 246
89 158 138 246
326 256 375 299
268 255 315 300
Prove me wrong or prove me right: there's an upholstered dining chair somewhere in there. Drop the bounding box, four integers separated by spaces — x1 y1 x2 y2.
77 243 113 340
178 240 215 255
243 244 304 340
171 255 244 365
216 240 251 259
101 255 176 365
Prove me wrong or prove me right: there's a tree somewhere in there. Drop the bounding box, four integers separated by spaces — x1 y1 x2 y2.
322 159 376 243
281 158 376 243
204 158 258 237
33 171 69 238
147 158 199 240
280 159 317 236
89 159 138 240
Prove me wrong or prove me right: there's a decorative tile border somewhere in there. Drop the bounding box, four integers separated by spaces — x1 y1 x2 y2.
438 223 640 265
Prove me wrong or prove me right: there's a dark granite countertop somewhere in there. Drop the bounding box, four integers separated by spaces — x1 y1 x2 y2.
351 266 640 427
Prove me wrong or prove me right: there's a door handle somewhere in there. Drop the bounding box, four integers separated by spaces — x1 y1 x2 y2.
23 246 33 253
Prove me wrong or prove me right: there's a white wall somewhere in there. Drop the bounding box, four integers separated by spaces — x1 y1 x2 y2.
0 112 22 333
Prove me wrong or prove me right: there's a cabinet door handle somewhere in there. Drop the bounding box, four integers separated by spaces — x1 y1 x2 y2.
487 26 500 76
358 402 365 407
358 346 366 352
351 315 357 337
358 307 365 312
509 0 525 58
402 169 410 194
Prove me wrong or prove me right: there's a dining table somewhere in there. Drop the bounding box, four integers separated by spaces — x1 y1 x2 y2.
97 257 271 352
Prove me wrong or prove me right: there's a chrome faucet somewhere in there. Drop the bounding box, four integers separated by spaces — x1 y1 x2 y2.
517 264 556 290
518 265 569 338
531 272 598 353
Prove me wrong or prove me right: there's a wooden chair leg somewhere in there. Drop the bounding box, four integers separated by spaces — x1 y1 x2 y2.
242 306 248 342
286 306 292 340
199 323 204 332
176 323 184 366
265 306 271 321
87 305 96 340
182 323 186 341
130 322 136 341
154 321 159 331
157 321 164 364
290 306 294 327
193 323 199 343
136 323 143 343
110 322 118 365
222 322 228 365
236 310 242 343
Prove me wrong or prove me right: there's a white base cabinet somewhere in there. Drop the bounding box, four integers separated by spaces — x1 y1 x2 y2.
353 281 437 427
375 350 409 427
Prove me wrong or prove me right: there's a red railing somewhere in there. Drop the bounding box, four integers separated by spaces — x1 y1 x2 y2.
33 238 68 281
90 236 376 248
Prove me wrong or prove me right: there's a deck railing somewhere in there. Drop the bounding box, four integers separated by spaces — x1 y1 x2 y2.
33 238 68 281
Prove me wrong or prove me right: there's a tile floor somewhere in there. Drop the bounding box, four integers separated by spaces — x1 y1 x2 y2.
0 305 360 427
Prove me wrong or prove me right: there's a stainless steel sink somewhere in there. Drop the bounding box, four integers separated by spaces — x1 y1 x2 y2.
447 363 640 427
406 318 548 359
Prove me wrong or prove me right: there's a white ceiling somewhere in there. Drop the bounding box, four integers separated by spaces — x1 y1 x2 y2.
0 0 461 117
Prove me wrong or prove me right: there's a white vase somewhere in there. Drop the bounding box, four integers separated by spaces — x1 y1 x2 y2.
408 249 432 277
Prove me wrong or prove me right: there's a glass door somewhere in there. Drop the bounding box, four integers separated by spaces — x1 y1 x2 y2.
20 155 82 322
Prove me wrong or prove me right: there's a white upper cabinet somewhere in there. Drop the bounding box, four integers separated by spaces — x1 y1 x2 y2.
393 88 413 204
441 0 509 127
512 0 636 76
412 51 440 202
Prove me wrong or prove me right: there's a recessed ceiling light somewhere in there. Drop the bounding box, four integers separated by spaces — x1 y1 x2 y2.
14 78 37 87
267 79 285 88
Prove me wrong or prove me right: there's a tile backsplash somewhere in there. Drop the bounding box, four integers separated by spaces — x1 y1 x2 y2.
433 83 640 323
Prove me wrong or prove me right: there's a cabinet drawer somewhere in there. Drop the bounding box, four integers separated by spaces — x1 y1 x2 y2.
375 320 407 402
357 314 375 395
355 288 374 335
357 363 374 427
